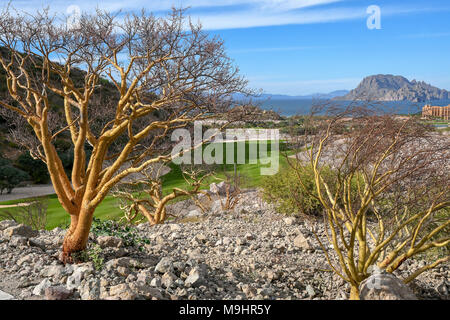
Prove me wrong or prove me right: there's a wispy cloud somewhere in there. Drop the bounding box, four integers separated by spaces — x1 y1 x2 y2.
3 0 343 14
4 0 450 30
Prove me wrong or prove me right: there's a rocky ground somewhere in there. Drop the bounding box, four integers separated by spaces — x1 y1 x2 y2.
0 189 448 300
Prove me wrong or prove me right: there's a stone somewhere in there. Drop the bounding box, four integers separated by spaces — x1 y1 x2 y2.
0 220 18 231
79 278 100 300
9 236 28 247
44 286 72 300
117 266 130 277
210 181 234 196
194 234 207 243
136 271 152 284
154 257 174 274
305 284 316 297
283 217 297 226
161 271 177 288
109 283 136 300
150 277 162 287
17 254 33 266
436 279 449 296
293 233 311 250
222 237 232 246
0 290 14 300
105 257 143 271
41 265 66 279
209 182 220 194
129 283 164 300
28 238 46 250
184 267 205 288
187 210 202 218
169 224 182 232
97 235 123 248
33 278 52 296
4 224 38 239
266 270 281 282
359 273 417 300
244 233 254 241
66 264 94 290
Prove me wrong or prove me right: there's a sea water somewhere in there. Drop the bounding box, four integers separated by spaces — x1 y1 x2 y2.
258 99 450 117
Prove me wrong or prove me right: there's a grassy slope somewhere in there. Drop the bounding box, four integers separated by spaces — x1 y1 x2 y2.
0 140 291 229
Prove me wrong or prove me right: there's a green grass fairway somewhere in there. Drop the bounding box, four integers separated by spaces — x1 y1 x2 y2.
0 140 291 229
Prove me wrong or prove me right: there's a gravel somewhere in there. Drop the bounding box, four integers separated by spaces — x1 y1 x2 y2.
0 190 448 300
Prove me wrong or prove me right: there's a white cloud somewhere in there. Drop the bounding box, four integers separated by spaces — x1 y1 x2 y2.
4 0 449 30
4 0 343 14
193 7 364 30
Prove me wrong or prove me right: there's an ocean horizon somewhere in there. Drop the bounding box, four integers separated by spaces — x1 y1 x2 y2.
258 99 450 117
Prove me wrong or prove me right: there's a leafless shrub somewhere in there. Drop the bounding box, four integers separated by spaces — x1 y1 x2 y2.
287 104 450 299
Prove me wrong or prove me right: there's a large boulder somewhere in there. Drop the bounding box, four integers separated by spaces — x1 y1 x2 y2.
0 220 18 231
209 181 234 196
359 272 417 300
44 286 73 300
0 290 14 300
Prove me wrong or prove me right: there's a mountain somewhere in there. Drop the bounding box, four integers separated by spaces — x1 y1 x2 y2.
335 75 450 102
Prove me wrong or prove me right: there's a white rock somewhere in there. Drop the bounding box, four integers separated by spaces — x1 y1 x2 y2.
66 264 94 290
293 233 311 250
0 290 14 300
154 257 174 274
283 217 297 226
33 278 52 296
169 224 182 232
187 210 202 218
359 273 417 300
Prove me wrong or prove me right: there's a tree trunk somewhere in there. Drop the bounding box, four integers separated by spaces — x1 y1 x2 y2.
60 207 95 263
350 286 360 300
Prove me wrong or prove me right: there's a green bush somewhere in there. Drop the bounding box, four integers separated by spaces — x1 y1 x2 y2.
15 152 50 184
72 243 104 270
261 165 323 216
91 218 150 249
0 158 30 194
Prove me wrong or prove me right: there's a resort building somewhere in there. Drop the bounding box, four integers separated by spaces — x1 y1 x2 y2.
422 105 450 120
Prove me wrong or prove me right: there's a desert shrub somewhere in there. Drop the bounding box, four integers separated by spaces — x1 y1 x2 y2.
261 165 323 216
72 243 104 270
91 218 150 249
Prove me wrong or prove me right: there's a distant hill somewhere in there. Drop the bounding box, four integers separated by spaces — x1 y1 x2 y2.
335 74 450 102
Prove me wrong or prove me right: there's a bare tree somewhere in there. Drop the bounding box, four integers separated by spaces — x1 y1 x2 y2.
0 6 248 261
288 105 450 299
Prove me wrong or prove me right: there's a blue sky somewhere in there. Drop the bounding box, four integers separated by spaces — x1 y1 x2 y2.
6 0 450 95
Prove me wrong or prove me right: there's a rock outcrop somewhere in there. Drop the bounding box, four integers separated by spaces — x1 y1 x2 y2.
336 75 450 102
